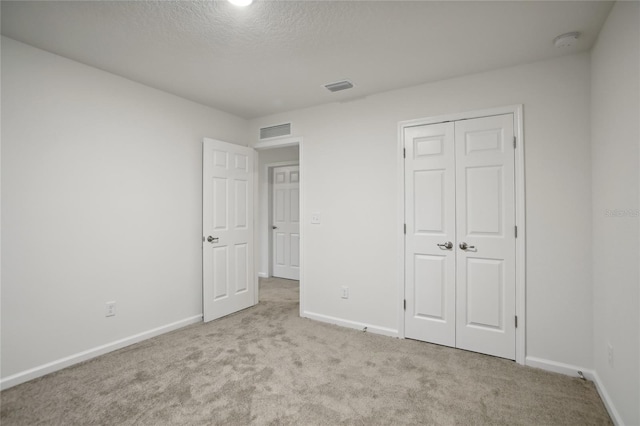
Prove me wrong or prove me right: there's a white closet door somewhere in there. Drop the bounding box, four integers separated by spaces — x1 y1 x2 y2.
404 122 456 347
272 166 300 280
203 138 255 322
404 113 516 360
454 114 516 359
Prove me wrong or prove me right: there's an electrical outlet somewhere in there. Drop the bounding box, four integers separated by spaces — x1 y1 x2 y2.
311 213 321 224
607 343 614 367
105 301 116 317
341 286 349 299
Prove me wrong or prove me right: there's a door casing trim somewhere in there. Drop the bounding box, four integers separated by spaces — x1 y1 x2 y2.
397 105 526 365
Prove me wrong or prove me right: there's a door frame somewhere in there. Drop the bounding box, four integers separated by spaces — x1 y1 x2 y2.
254 136 304 315
397 105 526 365
261 161 299 279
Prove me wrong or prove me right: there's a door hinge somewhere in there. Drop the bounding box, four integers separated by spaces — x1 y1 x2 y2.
515 315 518 328
404 299 407 310
513 136 516 149
514 225 518 238
404 223 406 234
403 148 406 158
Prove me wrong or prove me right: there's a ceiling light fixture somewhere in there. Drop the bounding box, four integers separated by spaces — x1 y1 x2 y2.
553 32 580 48
228 0 253 6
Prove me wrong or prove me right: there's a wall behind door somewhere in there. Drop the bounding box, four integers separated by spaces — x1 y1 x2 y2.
1 37 249 382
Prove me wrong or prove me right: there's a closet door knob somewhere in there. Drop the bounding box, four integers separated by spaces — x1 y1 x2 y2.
437 242 453 250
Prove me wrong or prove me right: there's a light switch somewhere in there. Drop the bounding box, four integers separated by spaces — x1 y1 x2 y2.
311 213 321 224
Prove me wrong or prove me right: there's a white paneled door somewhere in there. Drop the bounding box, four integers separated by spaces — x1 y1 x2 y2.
404 122 457 347
203 138 256 322
405 114 516 360
454 115 516 359
272 166 300 280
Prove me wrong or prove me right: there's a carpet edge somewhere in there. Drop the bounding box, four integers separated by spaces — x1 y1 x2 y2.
526 356 621 425
0 315 203 391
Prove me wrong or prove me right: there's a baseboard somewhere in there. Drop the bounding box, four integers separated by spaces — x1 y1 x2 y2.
525 356 622 425
590 370 624 426
302 310 399 338
0 315 203 391
525 356 592 379
258 272 269 278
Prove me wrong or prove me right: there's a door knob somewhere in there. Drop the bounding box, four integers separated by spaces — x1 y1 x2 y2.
207 236 219 243
437 241 453 250
272 226 278 230
459 242 475 250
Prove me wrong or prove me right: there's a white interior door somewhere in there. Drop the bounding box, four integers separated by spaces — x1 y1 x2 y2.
272 166 300 280
404 122 456 347
203 138 256 322
404 114 516 360
454 115 516 359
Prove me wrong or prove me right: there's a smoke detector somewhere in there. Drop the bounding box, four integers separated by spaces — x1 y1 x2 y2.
554 32 580 48
324 80 354 93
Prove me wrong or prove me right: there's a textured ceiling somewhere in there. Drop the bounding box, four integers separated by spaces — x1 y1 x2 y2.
1 1 614 118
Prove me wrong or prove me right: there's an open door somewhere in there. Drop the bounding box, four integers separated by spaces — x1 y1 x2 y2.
203 138 256 322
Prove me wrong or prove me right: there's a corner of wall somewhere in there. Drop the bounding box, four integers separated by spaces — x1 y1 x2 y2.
589 2 640 425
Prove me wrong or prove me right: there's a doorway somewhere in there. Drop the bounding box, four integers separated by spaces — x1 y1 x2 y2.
254 138 304 313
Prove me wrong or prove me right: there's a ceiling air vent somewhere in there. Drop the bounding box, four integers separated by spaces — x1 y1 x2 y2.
324 80 354 93
259 123 292 140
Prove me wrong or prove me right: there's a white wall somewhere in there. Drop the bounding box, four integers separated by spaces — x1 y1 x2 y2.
0 37 248 383
250 53 594 368
257 146 299 277
590 2 640 425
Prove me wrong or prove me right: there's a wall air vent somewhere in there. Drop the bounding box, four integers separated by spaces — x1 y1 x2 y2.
324 80 354 93
259 123 292 140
